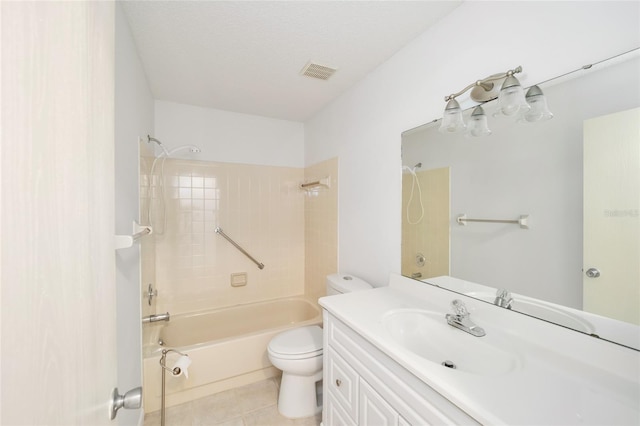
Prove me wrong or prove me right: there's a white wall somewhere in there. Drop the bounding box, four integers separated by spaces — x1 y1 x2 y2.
115 4 155 424
304 1 640 287
155 101 305 167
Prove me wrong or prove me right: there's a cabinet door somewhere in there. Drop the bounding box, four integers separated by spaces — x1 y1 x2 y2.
327 348 359 422
325 393 357 426
398 416 411 426
360 379 399 426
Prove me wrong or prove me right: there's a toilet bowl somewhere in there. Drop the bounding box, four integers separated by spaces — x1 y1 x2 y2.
267 325 323 418
267 274 373 418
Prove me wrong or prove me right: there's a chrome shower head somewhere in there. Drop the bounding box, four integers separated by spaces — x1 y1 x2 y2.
147 135 170 156
147 136 201 157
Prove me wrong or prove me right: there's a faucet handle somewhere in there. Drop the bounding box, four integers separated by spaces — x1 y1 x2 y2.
451 299 469 317
494 288 513 309
496 288 511 299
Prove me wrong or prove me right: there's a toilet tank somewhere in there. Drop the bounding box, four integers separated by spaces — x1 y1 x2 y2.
326 274 373 296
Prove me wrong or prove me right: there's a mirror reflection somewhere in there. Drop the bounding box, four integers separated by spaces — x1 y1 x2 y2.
401 50 639 349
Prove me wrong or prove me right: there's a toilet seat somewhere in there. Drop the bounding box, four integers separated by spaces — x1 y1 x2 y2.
268 325 323 359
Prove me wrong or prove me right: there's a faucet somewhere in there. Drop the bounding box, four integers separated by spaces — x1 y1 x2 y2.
494 288 513 309
142 312 170 324
445 300 485 337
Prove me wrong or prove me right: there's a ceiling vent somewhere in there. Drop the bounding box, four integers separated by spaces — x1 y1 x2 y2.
300 62 337 80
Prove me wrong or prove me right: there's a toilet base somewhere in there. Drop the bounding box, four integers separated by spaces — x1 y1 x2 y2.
277 370 323 418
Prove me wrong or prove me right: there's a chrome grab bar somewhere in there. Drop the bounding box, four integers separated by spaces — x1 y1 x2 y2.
456 214 529 229
215 227 265 270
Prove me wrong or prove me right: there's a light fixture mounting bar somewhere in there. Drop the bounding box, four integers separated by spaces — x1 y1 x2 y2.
444 66 523 102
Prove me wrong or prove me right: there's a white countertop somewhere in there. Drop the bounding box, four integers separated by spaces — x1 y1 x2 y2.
319 274 640 425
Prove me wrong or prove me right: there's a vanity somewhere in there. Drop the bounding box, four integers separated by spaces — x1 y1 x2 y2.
319 274 640 425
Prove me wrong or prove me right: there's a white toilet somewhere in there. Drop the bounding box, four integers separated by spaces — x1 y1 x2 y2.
267 274 373 418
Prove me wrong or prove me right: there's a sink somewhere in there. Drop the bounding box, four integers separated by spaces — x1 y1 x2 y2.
383 309 521 375
466 292 595 334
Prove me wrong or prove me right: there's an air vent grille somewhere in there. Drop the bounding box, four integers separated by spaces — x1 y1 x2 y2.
300 62 337 80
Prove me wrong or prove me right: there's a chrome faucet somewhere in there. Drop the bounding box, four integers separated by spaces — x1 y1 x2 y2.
445 300 485 337
142 312 170 324
494 288 513 309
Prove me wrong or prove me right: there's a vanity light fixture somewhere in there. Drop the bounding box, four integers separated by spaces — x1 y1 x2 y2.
439 66 552 136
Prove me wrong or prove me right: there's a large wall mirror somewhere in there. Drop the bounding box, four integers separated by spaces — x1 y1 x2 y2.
401 49 639 350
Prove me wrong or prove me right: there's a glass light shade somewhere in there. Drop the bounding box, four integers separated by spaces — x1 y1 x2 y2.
519 85 554 122
466 106 492 137
439 98 466 133
496 75 530 117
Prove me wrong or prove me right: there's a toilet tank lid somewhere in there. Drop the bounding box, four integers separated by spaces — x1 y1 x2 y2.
268 325 323 355
326 273 373 293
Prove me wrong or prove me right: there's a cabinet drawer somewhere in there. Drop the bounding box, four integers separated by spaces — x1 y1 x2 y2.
326 347 359 423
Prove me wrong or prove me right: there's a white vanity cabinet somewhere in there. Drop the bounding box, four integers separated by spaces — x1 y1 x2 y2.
322 310 479 426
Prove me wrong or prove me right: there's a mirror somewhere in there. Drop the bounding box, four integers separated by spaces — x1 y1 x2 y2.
401 50 639 350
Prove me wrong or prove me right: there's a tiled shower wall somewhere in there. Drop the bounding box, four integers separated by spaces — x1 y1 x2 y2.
141 157 337 316
401 167 450 280
304 158 338 302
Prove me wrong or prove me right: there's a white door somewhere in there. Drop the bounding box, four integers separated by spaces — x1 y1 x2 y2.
1 2 118 424
583 107 640 325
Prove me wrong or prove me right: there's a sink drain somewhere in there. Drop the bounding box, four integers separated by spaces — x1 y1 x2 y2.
441 360 457 369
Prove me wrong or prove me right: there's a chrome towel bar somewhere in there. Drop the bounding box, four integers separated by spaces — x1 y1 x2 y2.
456 214 529 229
215 227 265 269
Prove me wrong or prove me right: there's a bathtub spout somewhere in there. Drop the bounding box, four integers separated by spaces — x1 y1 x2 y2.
142 312 170 324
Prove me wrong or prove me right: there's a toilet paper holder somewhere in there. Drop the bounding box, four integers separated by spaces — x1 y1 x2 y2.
159 348 188 376
159 348 190 426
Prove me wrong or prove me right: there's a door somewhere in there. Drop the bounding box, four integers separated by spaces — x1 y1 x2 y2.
583 107 640 325
1 2 117 424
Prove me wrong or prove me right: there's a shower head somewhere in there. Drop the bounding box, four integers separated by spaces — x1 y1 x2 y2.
414 162 422 169
147 135 201 157
147 135 170 156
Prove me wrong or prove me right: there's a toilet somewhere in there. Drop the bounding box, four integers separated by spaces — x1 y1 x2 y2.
267 274 373 418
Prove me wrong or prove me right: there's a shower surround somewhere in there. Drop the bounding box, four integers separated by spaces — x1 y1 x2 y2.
140 154 338 410
148 158 307 315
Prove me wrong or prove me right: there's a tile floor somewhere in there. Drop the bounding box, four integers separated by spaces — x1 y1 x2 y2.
143 377 322 426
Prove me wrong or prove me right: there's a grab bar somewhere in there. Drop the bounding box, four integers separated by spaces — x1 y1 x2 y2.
215 227 265 269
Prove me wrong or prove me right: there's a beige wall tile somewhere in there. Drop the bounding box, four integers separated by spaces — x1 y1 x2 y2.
140 156 338 315
304 158 339 303
401 167 450 280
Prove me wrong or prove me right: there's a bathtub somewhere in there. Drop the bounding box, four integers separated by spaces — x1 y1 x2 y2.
142 297 322 413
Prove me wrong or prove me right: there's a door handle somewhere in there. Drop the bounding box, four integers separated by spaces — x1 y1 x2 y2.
110 386 142 419
585 268 601 278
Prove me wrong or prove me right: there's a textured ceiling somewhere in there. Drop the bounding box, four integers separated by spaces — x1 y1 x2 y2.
121 1 461 122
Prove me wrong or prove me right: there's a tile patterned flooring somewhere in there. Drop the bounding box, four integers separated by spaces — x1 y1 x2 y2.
143 377 322 426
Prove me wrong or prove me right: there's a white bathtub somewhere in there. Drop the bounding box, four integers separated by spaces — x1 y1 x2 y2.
142 297 322 413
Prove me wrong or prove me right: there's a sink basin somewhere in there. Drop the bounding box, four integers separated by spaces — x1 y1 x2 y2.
467 292 595 334
383 309 521 375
